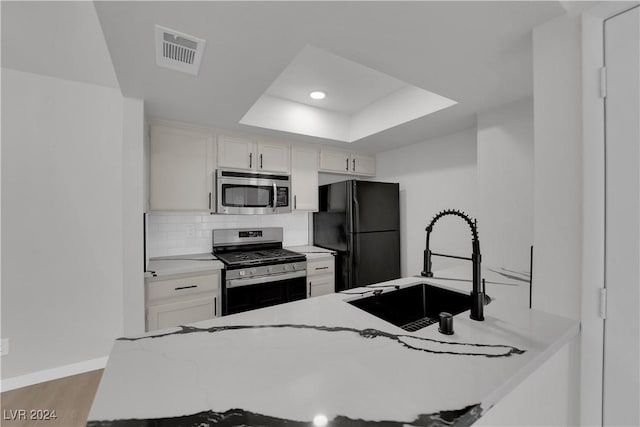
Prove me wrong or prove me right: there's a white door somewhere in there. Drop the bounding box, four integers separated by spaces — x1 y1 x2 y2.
603 6 639 426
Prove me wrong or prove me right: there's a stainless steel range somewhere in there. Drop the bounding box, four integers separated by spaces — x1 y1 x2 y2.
212 228 307 315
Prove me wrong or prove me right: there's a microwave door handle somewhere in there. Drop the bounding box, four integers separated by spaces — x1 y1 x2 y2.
273 182 277 210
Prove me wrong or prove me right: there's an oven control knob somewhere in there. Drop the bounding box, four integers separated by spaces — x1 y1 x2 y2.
250 269 256 275
267 267 272 273
239 270 245 277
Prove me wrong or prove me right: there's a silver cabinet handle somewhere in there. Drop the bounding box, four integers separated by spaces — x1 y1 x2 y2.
175 285 198 291
346 158 349 171
208 192 212 210
352 158 356 171
249 152 253 168
294 195 297 210
315 266 329 270
260 153 263 169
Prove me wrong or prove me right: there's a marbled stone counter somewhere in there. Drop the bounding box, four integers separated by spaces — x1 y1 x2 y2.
285 245 336 260
88 275 578 427
145 253 224 278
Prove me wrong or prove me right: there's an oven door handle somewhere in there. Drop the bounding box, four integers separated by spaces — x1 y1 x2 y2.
226 270 306 288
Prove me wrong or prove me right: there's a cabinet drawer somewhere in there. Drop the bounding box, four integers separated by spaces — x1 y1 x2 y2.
147 296 216 332
146 273 219 302
309 274 334 297
307 257 334 276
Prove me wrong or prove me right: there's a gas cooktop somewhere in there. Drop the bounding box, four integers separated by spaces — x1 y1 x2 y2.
214 248 305 266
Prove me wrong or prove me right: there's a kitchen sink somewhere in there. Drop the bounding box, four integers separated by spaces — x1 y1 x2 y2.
347 283 471 332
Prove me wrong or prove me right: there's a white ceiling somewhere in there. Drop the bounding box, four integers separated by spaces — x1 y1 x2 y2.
1 1 119 89
241 44 458 142
3 1 571 153
265 45 408 115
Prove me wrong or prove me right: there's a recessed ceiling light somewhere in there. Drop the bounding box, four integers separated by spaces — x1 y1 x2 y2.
309 91 326 100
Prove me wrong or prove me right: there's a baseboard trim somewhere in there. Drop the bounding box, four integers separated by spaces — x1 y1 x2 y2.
1 356 108 392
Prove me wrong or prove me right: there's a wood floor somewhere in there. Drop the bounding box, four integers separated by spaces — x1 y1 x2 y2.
1 370 103 427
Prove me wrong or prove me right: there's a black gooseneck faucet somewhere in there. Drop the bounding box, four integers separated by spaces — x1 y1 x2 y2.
421 209 485 321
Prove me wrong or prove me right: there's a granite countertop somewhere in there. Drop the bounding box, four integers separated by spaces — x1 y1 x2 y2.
145 247 334 279
286 245 336 260
88 271 578 427
145 253 224 278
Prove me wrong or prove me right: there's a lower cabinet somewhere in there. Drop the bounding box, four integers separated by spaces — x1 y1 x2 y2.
147 296 216 332
307 255 335 298
145 270 220 332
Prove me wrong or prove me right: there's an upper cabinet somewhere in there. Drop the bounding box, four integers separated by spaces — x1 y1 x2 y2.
257 140 290 173
147 119 376 212
351 153 376 176
217 135 290 173
291 145 319 211
216 135 254 170
319 149 376 176
149 122 215 211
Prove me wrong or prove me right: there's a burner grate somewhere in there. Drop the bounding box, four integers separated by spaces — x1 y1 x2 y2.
400 316 438 332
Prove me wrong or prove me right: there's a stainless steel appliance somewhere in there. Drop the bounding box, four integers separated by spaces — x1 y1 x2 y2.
212 227 306 315
313 180 400 291
216 170 291 214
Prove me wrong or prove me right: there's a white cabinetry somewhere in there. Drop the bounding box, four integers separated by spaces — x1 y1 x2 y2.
216 135 254 169
217 135 290 173
307 255 335 297
319 149 375 176
257 140 290 172
351 153 376 175
149 122 215 211
145 271 220 332
291 146 319 211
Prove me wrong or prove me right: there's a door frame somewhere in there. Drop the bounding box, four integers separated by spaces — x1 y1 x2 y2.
581 3 640 426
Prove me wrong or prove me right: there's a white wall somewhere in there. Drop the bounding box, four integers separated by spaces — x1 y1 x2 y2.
1 69 124 380
146 212 310 258
477 98 534 271
122 98 145 336
530 12 584 425
375 128 478 277
532 13 583 321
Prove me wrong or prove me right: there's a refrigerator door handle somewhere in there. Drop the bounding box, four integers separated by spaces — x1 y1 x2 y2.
352 184 360 234
352 233 359 287
348 234 356 289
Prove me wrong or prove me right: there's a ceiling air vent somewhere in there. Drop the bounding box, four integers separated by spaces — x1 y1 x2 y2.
155 25 206 75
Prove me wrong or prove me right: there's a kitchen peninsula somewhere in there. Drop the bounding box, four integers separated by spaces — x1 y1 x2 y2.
87 275 578 426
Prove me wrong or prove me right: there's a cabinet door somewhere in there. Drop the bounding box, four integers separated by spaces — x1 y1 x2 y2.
291 146 319 211
257 141 290 172
351 154 376 176
309 274 334 297
149 124 215 211
319 149 351 173
217 135 255 169
147 296 216 332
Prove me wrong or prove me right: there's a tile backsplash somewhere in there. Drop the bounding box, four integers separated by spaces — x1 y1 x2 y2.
146 212 310 258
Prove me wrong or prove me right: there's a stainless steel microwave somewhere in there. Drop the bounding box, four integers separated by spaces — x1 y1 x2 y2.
216 170 291 214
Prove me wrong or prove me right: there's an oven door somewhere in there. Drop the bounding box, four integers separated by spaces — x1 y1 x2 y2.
216 170 290 214
223 271 307 316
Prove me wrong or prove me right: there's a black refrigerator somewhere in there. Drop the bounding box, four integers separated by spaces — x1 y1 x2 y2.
313 180 400 292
